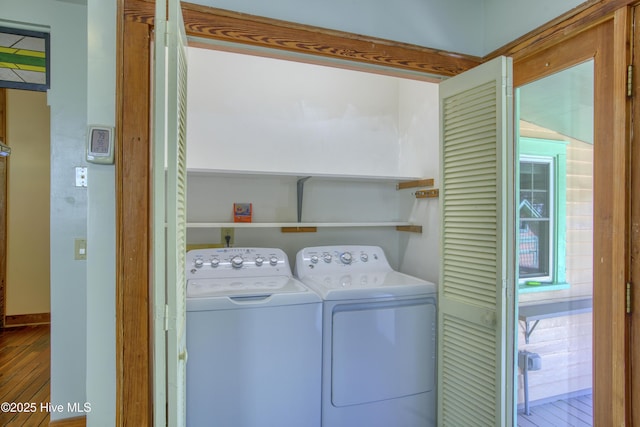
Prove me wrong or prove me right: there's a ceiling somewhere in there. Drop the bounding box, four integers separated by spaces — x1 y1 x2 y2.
518 60 594 144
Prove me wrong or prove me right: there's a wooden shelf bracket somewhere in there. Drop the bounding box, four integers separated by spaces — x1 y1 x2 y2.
281 226 318 233
396 178 434 190
396 225 423 233
415 189 439 199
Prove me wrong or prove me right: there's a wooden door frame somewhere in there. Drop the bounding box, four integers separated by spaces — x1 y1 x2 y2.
117 0 636 423
0 88 6 329
511 12 631 426
631 5 640 426
117 0 481 423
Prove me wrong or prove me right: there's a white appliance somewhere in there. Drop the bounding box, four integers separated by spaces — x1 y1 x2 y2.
295 245 437 427
186 247 322 427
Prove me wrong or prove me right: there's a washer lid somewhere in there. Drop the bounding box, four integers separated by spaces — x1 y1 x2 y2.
186 276 321 310
298 271 437 300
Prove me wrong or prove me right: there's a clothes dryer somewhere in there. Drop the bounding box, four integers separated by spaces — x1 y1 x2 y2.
295 245 437 427
186 247 322 427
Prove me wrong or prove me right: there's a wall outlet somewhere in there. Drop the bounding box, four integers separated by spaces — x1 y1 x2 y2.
221 227 234 246
75 167 88 187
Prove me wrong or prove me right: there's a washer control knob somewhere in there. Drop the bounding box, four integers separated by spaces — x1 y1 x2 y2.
255 256 264 266
210 258 220 268
269 256 279 266
194 259 204 268
323 253 333 263
310 255 319 264
231 255 244 269
360 253 369 262
340 252 353 264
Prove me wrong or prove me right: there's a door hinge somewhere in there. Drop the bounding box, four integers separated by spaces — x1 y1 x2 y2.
627 282 633 314
164 304 170 331
627 65 633 97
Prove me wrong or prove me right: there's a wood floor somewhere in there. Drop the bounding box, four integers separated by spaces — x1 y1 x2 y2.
0 324 50 426
518 393 593 427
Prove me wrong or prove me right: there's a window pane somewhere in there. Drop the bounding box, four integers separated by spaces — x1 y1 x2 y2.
519 160 551 279
519 220 550 278
531 192 548 217
532 163 549 190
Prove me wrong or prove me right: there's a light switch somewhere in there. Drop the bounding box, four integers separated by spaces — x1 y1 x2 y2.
74 238 87 260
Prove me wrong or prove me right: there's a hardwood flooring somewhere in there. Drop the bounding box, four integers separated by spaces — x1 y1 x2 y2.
0 325 50 426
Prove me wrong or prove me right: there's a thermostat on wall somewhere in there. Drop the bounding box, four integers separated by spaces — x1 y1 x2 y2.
86 125 114 164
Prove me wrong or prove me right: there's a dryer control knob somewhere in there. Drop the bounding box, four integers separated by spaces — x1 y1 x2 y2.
310 255 319 264
269 256 279 266
360 253 369 262
231 255 244 269
340 252 353 264
323 253 333 263
255 256 264 266
194 259 204 268
210 258 220 268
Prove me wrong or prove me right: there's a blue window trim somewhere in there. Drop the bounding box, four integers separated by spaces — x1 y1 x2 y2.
518 137 568 293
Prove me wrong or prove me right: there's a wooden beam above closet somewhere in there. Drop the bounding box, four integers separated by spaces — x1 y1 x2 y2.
124 0 482 78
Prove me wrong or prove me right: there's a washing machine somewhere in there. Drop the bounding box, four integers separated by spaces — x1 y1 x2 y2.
186 247 322 427
295 245 437 427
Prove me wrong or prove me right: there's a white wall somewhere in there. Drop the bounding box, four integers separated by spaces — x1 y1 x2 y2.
1 0 88 421
86 0 116 424
187 48 434 179
186 48 441 283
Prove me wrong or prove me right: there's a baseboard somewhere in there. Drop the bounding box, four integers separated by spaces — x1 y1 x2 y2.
4 312 50 327
49 415 86 427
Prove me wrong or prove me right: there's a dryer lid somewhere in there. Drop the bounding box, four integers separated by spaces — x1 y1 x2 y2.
298 271 437 300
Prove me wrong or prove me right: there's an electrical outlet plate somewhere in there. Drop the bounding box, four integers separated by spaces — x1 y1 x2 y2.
75 167 87 187
221 227 234 246
74 238 87 260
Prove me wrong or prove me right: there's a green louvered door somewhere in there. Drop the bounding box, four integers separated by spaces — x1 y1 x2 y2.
437 56 516 427
153 0 188 425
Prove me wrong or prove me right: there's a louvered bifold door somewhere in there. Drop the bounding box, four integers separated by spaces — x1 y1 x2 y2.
153 0 188 425
437 56 516 427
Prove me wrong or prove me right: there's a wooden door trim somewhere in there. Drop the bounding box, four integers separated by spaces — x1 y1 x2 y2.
631 6 640 426
116 1 153 424
116 1 483 423
124 0 481 78
0 88 6 329
489 0 638 62
514 12 631 426
117 0 634 423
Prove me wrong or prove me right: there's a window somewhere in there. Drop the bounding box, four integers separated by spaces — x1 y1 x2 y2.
519 158 552 280
518 138 568 292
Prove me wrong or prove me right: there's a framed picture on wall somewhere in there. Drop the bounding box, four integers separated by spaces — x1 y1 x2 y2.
0 26 50 91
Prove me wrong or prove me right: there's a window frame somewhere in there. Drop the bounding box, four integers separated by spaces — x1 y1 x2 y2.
518 137 569 293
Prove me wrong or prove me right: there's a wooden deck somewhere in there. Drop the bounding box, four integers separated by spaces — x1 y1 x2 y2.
518 393 593 427
0 324 50 426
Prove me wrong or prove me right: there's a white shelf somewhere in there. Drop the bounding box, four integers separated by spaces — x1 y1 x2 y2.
187 169 424 183
186 221 415 228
